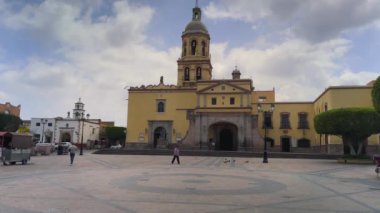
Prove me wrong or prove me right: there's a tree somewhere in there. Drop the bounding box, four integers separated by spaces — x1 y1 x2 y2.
17 126 30 134
105 126 126 146
0 113 22 132
314 108 380 156
372 76 380 112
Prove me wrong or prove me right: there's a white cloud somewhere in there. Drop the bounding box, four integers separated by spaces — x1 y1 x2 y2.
210 38 377 101
205 0 380 42
0 0 378 127
329 69 378 86
1 1 153 52
0 0 178 126
204 0 379 101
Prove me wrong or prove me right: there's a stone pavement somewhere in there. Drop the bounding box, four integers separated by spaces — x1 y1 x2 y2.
0 152 379 213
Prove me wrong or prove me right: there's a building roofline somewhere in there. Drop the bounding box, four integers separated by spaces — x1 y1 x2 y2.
272 101 313 104
313 85 372 103
129 88 196 92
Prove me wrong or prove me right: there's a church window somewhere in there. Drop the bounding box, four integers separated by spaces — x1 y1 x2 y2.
184 67 190 81
263 112 273 128
280 112 291 129
298 112 309 129
230 97 235 105
202 41 206 56
211 97 217 105
48 123 52 127
191 40 197 55
36 122 40 126
157 101 165 113
196 67 202 80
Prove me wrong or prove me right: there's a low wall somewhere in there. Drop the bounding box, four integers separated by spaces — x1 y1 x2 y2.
93 149 340 159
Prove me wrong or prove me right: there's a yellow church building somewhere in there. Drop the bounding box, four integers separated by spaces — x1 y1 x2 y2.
126 5 379 155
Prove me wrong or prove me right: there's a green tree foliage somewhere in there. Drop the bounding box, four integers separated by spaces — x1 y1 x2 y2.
17 126 30 134
0 113 22 132
372 76 380 112
314 108 380 155
105 126 126 145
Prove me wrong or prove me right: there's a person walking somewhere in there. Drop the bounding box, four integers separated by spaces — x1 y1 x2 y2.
68 145 77 165
171 146 180 164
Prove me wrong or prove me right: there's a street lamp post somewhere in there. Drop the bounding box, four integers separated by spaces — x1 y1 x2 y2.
257 103 275 163
80 116 84 155
80 113 90 156
40 119 47 143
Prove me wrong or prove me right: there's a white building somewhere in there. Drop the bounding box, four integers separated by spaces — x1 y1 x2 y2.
30 98 101 146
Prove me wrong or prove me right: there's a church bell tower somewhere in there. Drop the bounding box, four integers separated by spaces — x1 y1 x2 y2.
177 4 212 87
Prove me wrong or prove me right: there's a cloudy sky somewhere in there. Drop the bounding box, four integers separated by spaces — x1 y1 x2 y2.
0 0 379 126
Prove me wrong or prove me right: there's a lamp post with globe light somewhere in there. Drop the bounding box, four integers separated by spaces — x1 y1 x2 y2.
257 103 275 163
80 113 90 156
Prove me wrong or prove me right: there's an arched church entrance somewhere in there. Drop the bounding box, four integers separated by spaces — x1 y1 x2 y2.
220 129 233 150
61 132 71 142
153 127 167 149
208 122 238 151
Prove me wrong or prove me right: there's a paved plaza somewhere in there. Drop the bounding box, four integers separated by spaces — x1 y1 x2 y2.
0 152 379 213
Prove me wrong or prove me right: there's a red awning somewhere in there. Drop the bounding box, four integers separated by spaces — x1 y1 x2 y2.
0 132 12 137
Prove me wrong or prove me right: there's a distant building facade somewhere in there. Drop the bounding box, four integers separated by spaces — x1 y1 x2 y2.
0 102 21 117
30 98 101 146
126 5 379 155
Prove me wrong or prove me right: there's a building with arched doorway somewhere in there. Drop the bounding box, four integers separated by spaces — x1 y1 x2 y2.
126 5 379 155
30 98 102 147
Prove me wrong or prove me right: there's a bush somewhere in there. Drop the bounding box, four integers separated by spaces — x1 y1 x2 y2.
372 76 380 112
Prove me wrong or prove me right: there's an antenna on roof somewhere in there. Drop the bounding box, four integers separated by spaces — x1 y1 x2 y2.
196 0 199 7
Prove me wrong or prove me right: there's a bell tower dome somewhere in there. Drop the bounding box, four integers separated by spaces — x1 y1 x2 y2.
177 3 212 87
